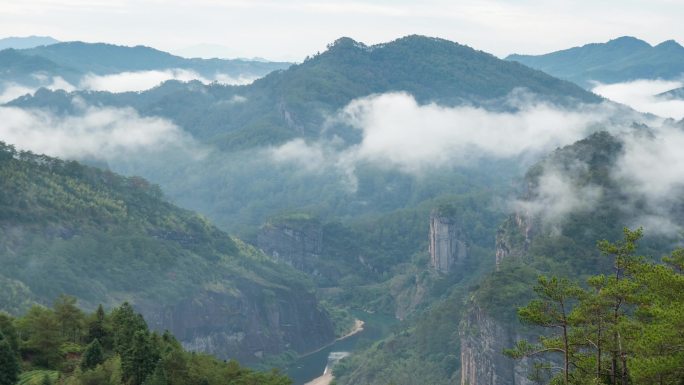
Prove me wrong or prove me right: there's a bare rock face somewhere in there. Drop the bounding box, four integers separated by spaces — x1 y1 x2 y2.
257 218 323 274
460 305 535 385
141 280 335 364
495 212 533 268
429 211 468 273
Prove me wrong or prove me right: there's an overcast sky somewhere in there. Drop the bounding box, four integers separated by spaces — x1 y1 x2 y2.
1 0 682 61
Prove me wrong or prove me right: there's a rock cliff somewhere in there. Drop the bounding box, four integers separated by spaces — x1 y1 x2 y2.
142 281 334 364
460 305 535 385
428 211 468 274
495 212 533 268
257 217 323 274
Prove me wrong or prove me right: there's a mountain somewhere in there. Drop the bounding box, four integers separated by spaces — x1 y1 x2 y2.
11 35 601 148
0 36 619 383
0 41 292 100
0 142 334 363
658 86 684 100
506 36 684 88
19 41 292 78
0 36 59 50
457 127 683 385
0 48 67 80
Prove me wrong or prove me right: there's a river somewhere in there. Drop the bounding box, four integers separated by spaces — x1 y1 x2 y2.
286 312 397 385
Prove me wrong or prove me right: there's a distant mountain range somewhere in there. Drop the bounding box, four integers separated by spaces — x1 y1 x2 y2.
0 40 292 93
658 86 684 100
0 35 59 50
506 36 684 88
12 35 601 148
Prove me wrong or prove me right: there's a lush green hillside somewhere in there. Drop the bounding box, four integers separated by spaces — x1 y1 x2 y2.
7 35 598 236
1 300 292 385
0 142 334 363
330 127 684 385
507 36 684 88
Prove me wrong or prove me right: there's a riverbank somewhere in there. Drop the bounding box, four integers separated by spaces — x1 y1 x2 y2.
304 372 333 385
338 319 364 340
303 319 364 385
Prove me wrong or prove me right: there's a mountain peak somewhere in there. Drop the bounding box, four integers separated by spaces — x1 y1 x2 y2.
328 37 366 50
606 36 651 48
0 35 59 50
655 39 684 50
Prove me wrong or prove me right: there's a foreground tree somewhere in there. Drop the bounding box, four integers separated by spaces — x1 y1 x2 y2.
81 339 104 370
122 331 158 385
508 228 684 384
0 332 20 385
597 227 642 385
627 248 684 384
505 276 584 384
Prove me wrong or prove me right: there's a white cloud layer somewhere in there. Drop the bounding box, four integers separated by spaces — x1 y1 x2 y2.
513 164 603 231
0 103 199 160
79 69 257 93
270 91 684 236
0 76 75 103
269 92 620 181
515 121 684 237
592 79 684 120
0 69 257 103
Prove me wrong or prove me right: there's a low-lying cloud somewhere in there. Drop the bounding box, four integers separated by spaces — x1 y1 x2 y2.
268 92 622 182
0 69 259 102
0 76 75 103
515 121 684 237
0 103 200 161
592 79 684 120
79 69 258 93
270 91 684 236
614 124 684 236
513 163 603 231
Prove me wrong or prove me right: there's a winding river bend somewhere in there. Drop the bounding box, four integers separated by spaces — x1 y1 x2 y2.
286 312 397 385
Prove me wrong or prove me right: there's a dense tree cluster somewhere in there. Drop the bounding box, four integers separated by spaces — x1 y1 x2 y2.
506 228 684 384
0 299 292 385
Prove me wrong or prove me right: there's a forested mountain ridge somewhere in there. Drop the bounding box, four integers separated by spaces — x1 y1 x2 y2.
0 35 59 50
10 35 601 149
0 142 334 363
0 41 291 94
19 41 292 78
506 36 684 87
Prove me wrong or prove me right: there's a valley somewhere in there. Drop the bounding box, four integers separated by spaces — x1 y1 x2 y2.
1 12 683 385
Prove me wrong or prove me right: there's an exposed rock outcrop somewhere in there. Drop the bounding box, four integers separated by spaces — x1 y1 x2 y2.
495 212 533 268
460 305 535 385
429 211 468 273
141 281 335 364
257 217 323 274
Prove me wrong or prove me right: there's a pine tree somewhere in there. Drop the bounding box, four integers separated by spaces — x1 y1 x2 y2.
0 333 20 385
87 305 108 345
81 338 104 370
122 331 159 385
597 227 642 385
504 276 584 385
53 295 84 343
627 248 684 384
112 302 147 356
